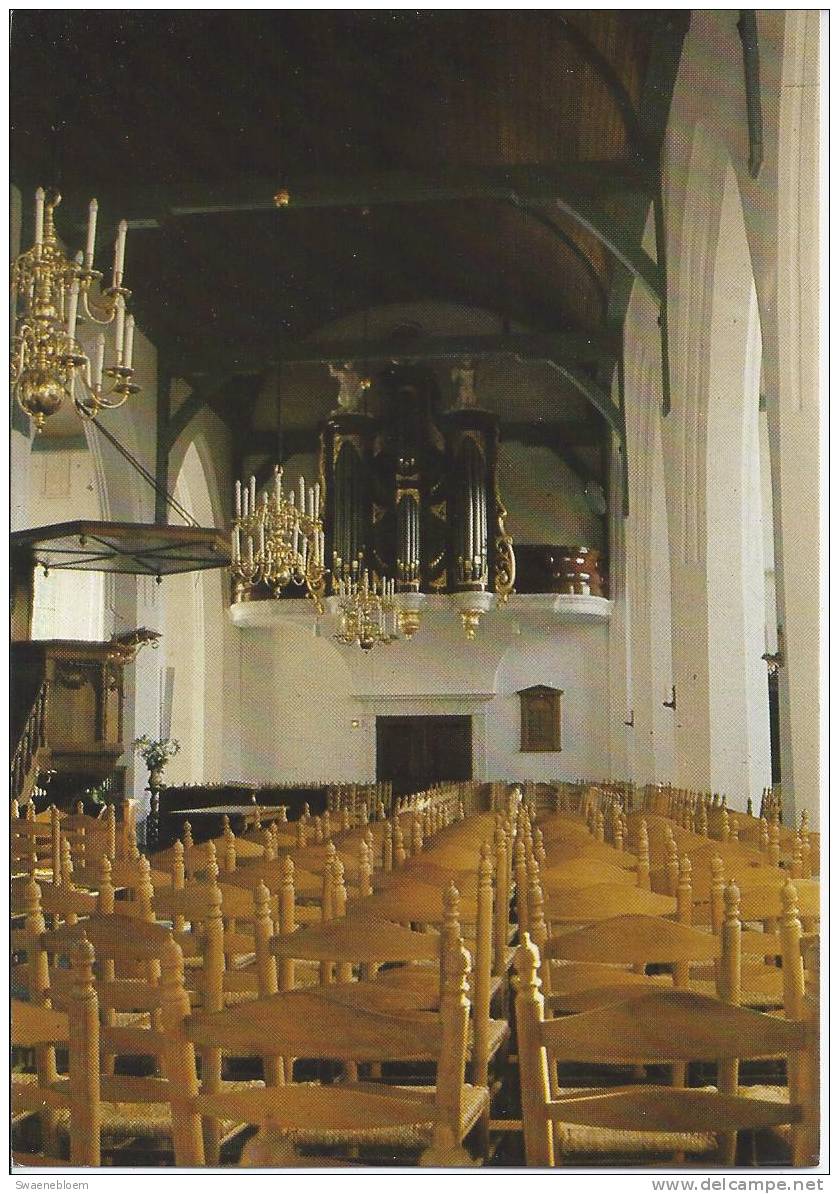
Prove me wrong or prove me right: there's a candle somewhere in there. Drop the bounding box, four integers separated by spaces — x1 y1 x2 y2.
85 199 98 267
114 297 125 364
231 527 239 563
299 476 305 511
292 523 299 556
242 483 249 518
34 187 45 247
93 334 105 388
113 219 128 287
250 474 256 512
123 315 135 370
258 521 265 557
247 536 254 568
275 466 282 504
235 480 242 518
66 276 80 340
307 486 315 521
314 482 320 521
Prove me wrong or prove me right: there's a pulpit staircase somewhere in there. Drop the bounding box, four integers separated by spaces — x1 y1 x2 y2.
11 680 51 807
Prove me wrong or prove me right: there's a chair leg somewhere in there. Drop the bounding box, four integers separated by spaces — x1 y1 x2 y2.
420 1141 475 1167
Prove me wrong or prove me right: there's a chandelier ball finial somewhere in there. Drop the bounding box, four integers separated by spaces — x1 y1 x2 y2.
17 366 67 431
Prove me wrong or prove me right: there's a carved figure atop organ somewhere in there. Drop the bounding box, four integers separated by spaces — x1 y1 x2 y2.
328 362 371 413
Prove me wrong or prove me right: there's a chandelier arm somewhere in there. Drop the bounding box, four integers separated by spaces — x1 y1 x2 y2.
80 284 128 326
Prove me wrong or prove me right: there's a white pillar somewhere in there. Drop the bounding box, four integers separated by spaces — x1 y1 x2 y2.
755 11 822 825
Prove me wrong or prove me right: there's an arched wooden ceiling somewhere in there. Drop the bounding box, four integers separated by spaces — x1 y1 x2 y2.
11 10 688 470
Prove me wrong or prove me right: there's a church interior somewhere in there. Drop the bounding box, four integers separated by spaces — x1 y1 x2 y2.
9 10 822 1172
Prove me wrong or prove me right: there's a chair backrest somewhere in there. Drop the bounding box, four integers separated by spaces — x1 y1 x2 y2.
513 933 814 1167
11 803 65 879
57 808 116 871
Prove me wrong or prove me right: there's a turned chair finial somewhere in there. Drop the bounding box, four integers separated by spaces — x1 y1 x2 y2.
513 931 541 995
723 879 741 920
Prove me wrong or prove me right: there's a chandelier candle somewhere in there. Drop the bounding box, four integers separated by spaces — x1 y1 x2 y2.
84 199 98 268
113 219 127 288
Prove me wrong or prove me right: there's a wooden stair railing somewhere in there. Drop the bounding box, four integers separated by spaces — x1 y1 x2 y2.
11 680 50 807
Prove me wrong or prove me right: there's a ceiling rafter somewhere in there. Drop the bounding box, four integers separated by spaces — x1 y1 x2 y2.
50 161 654 232
555 15 647 160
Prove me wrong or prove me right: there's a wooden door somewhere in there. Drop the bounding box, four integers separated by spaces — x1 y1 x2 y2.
376 715 472 797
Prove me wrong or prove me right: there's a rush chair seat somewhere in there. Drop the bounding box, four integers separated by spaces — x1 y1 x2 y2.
540 883 677 930
536 859 636 895
539 837 640 871
713 881 818 1159
270 868 505 1160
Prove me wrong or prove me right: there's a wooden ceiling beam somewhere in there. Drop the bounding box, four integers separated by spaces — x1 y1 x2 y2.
49 161 654 232
164 328 620 385
271 330 619 369
542 360 622 439
500 421 604 450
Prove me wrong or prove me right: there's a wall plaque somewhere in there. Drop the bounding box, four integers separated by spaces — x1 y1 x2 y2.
517 684 563 752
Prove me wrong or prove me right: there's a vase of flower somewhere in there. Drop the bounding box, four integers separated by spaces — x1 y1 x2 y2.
148 766 166 792
133 736 180 848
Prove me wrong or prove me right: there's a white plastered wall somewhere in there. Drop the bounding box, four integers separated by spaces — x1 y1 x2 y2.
615 11 818 817
231 615 610 786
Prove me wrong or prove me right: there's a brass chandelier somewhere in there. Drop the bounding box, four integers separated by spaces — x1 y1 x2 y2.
11 188 140 431
230 466 326 612
333 563 399 651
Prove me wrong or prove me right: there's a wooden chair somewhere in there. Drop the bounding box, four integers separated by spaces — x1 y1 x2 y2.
12 939 101 1167
152 872 284 1163
514 934 816 1166
160 932 489 1166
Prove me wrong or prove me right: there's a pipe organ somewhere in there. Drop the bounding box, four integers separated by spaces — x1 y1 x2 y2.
319 363 513 600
